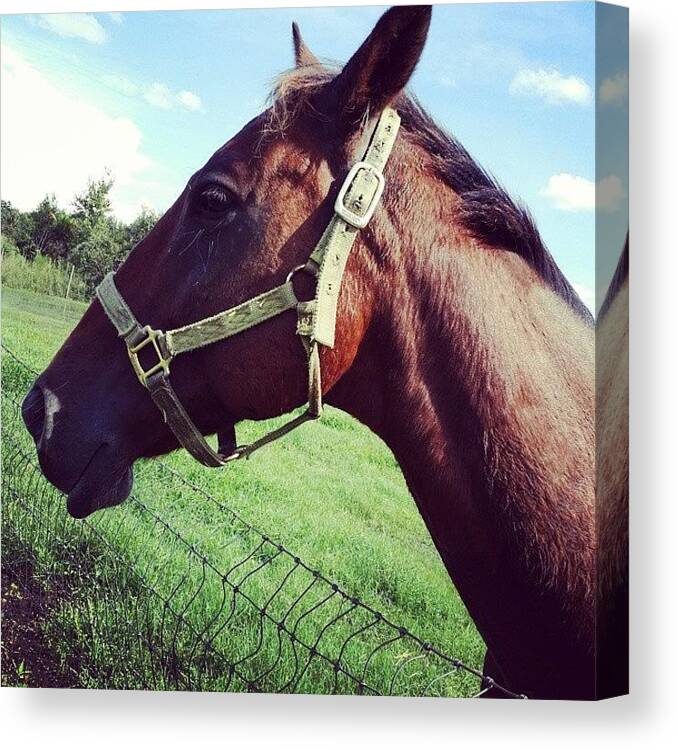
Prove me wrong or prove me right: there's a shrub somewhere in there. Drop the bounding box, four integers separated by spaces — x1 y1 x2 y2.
1 243 87 301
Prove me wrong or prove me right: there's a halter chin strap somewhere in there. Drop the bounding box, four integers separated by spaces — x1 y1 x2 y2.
96 107 400 467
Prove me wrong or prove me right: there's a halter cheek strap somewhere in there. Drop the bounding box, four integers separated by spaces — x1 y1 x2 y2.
96 107 400 467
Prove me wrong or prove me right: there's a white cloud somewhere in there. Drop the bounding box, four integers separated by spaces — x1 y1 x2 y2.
100 74 202 112
141 83 202 111
108 12 124 25
143 82 173 109
509 68 591 106
600 72 628 106
574 283 595 314
542 173 594 211
38 13 107 44
101 73 139 97
177 90 202 111
541 173 624 213
1 44 151 220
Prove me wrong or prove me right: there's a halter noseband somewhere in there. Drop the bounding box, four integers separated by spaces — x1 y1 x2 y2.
96 108 400 467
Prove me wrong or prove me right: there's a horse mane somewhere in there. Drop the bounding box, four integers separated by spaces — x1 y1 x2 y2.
268 67 593 324
599 234 629 319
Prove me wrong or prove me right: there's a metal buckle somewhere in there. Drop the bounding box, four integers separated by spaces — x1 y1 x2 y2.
128 326 171 386
334 161 385 229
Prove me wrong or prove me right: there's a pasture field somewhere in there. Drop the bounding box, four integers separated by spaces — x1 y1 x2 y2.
1 287 485 695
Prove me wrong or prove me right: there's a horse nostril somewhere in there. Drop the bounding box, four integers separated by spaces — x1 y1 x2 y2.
22 383 46 443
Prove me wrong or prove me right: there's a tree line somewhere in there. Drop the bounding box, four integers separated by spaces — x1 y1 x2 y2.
1 173 159 297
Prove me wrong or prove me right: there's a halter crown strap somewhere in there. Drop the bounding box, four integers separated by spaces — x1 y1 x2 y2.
309 107 399 347
96 107 400 467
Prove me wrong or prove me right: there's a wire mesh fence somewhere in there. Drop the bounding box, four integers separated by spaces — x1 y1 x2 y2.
1 344 525 698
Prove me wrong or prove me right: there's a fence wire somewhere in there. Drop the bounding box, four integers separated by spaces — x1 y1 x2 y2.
1 343 525 698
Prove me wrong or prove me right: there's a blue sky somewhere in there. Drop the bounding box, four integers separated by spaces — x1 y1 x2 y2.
1 3 629 311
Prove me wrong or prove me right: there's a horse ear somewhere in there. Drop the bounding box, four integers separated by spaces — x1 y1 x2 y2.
330 5 431 122
292 22 320 67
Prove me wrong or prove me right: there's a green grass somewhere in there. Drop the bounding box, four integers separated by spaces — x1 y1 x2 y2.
1 286 485 695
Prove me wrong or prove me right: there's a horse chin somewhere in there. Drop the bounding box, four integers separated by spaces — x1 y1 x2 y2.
66 446 134 519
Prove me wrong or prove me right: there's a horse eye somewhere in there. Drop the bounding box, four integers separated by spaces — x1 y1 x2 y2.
195 184 235 216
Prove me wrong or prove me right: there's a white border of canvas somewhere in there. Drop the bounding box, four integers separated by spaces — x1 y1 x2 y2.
1 1 675 748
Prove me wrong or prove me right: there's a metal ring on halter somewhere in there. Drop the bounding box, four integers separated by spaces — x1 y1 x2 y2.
286 262 319 286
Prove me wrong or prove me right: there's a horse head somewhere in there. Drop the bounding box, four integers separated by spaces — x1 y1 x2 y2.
22 6 433 518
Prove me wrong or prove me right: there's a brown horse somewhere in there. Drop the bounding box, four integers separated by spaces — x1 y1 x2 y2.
22 6 604 698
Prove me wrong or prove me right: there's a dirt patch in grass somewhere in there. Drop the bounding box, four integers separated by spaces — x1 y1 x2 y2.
1 562 80 688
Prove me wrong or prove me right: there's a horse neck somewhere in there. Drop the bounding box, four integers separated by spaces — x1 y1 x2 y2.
327 151 596 692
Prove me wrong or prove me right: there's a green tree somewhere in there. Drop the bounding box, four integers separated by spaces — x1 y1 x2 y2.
70 219 127 295
1 200 37 259
125 205 160 251
68 173 127 293
28 195 76 261
72 172 114 231
3 173 161 297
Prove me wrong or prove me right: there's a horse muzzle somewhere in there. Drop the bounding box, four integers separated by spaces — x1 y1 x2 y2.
22 380 134 518
65 443 133 519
